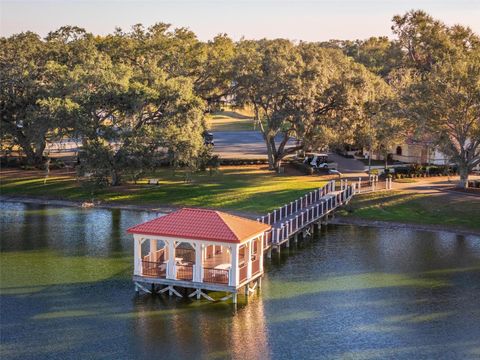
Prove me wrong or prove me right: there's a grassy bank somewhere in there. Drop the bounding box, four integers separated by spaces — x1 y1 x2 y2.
0 166 326 214
341 190 480 231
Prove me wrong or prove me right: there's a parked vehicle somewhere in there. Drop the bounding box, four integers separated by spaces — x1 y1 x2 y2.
203 131 214 146
303 153 338 169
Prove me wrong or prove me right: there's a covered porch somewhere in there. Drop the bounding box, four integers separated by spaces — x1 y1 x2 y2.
136 235 263 287
127 208 270 300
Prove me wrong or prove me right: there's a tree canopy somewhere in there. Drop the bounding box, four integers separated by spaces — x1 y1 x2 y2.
395 11 480 187
1 11 479 188
233 39 391 169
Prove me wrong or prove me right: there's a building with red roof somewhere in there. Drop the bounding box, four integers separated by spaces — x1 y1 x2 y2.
127 208 271 302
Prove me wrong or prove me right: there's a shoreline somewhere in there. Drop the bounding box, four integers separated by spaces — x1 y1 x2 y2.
0 195 260 219
0 195 180 215
332 216 480 237
2 194 479 236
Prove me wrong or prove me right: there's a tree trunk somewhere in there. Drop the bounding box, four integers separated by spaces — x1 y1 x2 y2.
111 169 121 186
457 164 469 189
265 135 276 170
17 137 44 166
273 157 282 172
368 146 372 174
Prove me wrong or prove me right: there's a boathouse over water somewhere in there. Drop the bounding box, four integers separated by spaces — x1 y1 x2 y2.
128 208 271 302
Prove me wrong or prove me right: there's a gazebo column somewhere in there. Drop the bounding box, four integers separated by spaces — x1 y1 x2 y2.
166 240 176 279
259 235 264 273
133 235 142 276
149 238 157 261
247 240 252 279
194 243 204 282
229 245 239 287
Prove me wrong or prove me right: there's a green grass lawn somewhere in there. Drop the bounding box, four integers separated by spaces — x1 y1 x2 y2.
393 178 418 183
342 190 480 231
0 167 327 214
207 110 255 131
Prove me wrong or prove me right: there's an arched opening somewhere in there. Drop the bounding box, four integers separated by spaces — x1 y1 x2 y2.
141 239 167 278
175 242 195 280
396 146 402 156
203 244 232 285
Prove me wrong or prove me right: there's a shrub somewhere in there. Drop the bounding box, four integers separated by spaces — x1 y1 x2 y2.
394 166 410 175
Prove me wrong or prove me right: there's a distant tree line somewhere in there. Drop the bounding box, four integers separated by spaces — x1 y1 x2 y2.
1 10 479 188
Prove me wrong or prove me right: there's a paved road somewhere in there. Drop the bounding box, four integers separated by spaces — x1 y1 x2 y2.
327 153 366 173
212 131 296 159
212 131 366 173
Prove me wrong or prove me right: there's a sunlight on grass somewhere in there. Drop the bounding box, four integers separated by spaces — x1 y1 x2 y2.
1 167 327 213
346 190 480 230
206 110 255 131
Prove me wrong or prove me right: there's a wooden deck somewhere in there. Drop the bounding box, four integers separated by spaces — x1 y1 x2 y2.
204 249 231 268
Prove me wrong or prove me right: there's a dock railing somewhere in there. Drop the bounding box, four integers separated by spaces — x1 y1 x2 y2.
354 175 393 194
251 256 260 275
258 180 356 247
257 180 336 227
142 260 166 278
239 264 248 283
203 267 229 284
176 264 193 281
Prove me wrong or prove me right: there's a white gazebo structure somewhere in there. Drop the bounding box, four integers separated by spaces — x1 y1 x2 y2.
127 208 271 302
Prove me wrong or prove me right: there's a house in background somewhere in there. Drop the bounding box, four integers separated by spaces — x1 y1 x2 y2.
364 135 449 165
389 138 448 165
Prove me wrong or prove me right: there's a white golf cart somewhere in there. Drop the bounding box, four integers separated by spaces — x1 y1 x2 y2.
303 153 338 170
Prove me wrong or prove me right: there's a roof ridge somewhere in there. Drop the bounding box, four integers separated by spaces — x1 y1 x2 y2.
215 209 258 224
214 211 241 241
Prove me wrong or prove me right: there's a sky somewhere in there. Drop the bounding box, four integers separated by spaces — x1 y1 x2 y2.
1 0 479 41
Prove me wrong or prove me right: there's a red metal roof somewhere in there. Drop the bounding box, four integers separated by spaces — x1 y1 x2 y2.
127 208 271 243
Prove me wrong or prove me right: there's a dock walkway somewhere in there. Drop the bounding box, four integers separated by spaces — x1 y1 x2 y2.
257 176 392 250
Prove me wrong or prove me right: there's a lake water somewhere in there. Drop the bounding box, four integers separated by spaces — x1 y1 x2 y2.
1 202 480 359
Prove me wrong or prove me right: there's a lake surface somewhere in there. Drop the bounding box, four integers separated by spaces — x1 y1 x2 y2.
1 202 480 360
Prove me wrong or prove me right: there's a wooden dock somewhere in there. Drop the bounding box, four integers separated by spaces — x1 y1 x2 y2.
129 176 392 302
257 177 392 252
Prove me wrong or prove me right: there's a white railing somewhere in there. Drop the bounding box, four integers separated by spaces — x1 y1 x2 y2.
354 176 393 194
259 183 355 246
257 180 336 226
